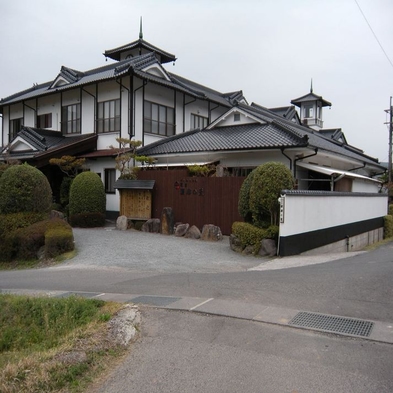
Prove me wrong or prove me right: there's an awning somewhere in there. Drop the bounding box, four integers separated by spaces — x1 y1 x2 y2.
297 162 381 184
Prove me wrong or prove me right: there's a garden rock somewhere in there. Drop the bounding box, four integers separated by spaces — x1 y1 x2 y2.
160 207 174 235
50 210 65 220
259 238 277 256
201 224 223 241
107 305 141 347
229 234 243 253
141 218 161 233
242 245 254 255
175 223 189 237
116 215 128 231
184 225 201 239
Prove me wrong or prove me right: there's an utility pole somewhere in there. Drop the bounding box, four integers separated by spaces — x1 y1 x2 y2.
385 97 393 183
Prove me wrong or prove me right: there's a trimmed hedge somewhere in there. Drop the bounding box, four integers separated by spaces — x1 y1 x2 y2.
232 222 279 253
0 218 74 262
384 215 393 239
69 172 106 227
389 204 393 216
0 164 52 214
238 169 256 223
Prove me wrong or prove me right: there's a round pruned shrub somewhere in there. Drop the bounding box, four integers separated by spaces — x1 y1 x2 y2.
249 162 294 227
69 172 106 227
238 169 256 223
0 164 52 214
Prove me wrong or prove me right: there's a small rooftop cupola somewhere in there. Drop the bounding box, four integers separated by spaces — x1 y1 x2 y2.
103 17 177 65
291 80 332 130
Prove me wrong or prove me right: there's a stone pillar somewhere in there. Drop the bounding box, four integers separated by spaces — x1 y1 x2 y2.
160 207 175 235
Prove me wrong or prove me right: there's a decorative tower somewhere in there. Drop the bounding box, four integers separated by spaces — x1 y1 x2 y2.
291 81 331 130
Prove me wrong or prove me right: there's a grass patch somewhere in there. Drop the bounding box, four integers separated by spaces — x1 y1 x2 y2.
0 294 127 393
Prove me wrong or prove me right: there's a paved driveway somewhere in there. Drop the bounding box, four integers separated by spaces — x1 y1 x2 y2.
59 226 262 273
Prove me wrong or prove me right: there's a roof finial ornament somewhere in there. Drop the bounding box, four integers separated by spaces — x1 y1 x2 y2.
310 78 313 93
139 17 143 40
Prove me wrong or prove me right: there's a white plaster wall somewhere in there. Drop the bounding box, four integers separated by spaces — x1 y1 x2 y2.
2 106 9 145
97 133 118 150
62 90 80 106
9 103 23 120
352 179 380 193
280 194 388 237
85 158 120 212
37 95 61 131
220 150 289 168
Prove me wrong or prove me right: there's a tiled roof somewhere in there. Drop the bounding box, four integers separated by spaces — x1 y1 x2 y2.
104 38 176 64
0 53 233 108
138 122 308 156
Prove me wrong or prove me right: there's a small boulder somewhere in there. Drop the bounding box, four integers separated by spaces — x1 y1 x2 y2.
141 218 161 233
259 239 277 257
175 223 189 237
50 210 65 220
242 245 254 255
201 224 223 242
229 234 243 253
116 215 128 231
185 225 201 239
160 207 175 235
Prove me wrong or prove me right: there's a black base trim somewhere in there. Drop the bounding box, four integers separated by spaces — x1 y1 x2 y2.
279 217 384 256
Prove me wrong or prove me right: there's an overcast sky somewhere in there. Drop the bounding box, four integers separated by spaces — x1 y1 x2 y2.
1 0 392 162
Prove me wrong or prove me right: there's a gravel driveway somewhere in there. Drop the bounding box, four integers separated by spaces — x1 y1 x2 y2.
58 226 262 273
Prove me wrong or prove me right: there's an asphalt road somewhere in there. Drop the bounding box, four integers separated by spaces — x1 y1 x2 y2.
1 227 393 392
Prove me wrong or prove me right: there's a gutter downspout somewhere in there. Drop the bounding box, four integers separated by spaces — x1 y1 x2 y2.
133 79 147 142
115 77 130 138
280 148 293 171
348 163 366 172
293 148 318 178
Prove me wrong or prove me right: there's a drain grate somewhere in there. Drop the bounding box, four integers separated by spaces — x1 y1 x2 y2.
289 311 374 337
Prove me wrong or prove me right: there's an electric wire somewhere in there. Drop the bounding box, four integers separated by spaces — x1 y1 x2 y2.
354 0 393 69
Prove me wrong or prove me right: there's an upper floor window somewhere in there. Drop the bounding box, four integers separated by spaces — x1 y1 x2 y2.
144 101 175 136
97 99 120 133
9 118 23 140
104 168 116 194
37 113 52 129
62 104 80 134
191 114 208 130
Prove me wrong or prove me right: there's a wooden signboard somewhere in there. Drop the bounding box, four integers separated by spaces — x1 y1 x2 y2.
120 189 152 220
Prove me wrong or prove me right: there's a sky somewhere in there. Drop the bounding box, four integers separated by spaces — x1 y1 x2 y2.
1 0 392 162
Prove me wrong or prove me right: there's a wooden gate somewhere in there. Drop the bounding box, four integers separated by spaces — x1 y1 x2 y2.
137 169 245 235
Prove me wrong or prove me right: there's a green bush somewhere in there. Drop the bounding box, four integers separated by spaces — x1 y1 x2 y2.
45 226 74 258
384 215 393 239
0 164 52 214
60 177 73 207
0 212 47 261
249 162 294 226
238 170 256 223
69 212 106 228
0 218 74 262
388 204 393 216
69 172 106 227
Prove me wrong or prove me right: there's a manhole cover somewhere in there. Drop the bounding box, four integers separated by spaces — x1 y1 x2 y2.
131 295 181 307
289 311 374 337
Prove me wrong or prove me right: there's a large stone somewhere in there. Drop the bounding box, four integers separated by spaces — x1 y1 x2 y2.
175 223 189 237
160 207 175 235
229 234 243 253
184 225 201 239
141 218 161 233
259 238 277 257
242 245 255 255
201 224 223 242
116 215 128 231
50 210 65 220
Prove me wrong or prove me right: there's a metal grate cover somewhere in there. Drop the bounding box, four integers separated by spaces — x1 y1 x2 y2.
289 311 374 337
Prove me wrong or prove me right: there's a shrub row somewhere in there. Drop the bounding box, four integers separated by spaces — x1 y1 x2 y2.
0 218 74 262
232 221 279 250
69 212 106 228
384 215 393 239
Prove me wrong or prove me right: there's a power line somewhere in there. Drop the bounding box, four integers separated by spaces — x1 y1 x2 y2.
354 0 393 69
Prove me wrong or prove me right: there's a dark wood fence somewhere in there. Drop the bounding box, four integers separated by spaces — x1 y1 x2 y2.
138 169 245 235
